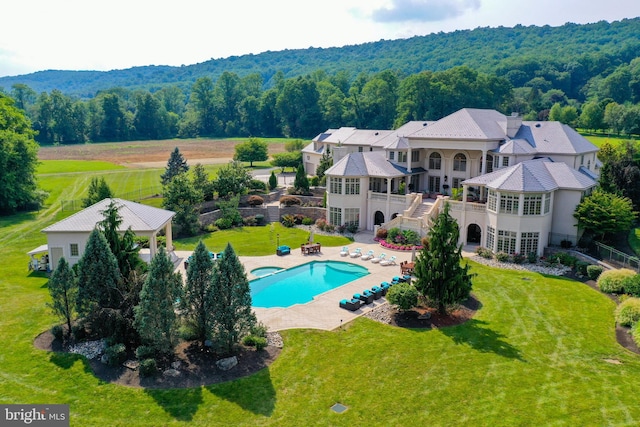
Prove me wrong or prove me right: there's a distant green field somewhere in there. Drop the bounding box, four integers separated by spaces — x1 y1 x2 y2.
37 160 125 174
583 133 639 148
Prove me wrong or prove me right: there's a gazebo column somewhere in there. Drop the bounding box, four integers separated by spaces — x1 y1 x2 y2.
165 222 173 251
149 234 157 259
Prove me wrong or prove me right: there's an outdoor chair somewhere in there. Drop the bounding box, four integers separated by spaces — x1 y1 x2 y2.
340 246 349 257
371 253 386 263
380 256 397 266
370 286 383 299
354 292 374 304
350 248 362 258
339 298 362 311
360 250 374 261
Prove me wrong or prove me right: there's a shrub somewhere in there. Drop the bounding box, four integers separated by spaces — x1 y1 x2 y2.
575 261 590 276
204 224 219 233
178 322 200 341
527 252 538 263
633 322 640 346
139 358 158 377
281 214 296 227
294 214 305 224
310 176 320 187
301 217 314 226
622 274 640 297
215 217 233 230
560 239 573 249
51 324 64 341
387 228 401 243
346 222 359 233
280 195 301 206
134 236 150 248
255 214 265 225
376 228 388 240
247 195 264 206
597 268 636 294
105 343 127 367
243 216 257 226
336 224 346 234
135 345 156 360
615 298 640 327
553 252 578 268
475 246 493 259
249 179 267 192
495 252 510 262
242 335 267 351
315 218 335 232
250 322 268 338
587 265 604 280
511 253 526 264
386 282 418 311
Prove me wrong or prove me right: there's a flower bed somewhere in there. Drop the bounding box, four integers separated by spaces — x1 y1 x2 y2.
377 238 423 251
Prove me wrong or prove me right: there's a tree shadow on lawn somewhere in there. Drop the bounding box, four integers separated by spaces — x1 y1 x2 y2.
439 319 525 361
145 387 204 422
206 368 276 417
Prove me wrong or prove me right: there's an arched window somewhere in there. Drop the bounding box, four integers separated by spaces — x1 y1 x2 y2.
429 152 441 170
453 153 467 171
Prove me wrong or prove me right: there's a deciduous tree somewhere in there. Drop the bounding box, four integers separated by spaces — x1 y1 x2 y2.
574 189 637 241
413 203 474 315
234 137 268 167
163 173 203 236
213 160 251 199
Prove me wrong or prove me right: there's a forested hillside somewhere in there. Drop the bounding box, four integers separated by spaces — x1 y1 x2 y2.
1 18 640 141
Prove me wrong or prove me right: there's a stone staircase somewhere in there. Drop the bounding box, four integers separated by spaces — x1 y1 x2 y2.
265 204 280 223
410 202 432 219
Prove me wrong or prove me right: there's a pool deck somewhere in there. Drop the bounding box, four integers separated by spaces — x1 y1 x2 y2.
172 232 476 332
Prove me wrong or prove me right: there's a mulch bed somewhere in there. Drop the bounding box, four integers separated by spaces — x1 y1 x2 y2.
387 294 481 329
34 332 280 389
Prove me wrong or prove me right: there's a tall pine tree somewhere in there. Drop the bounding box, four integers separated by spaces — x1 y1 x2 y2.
182 240 214 345
47 257 77 338
134 247 183 355
209 243 256 354
160 147 189 185
413 202 474 315
76 228 121 317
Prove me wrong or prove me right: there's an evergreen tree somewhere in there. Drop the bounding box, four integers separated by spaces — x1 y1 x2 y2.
134 247 182 355
182 241 214 345
209 243 256 354
47 257 77 338
163 173 203 236
98 199 144 279
76 228 121 317
413 203 474 315
191 163 214 201
294 163 309 194
268 170 278 190
82 177 113 207
160 147 189 185
315 146 332 179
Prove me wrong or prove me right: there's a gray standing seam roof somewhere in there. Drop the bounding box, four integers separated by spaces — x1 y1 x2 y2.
42 198 175 233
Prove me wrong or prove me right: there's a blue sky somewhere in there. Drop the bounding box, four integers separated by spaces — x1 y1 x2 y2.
1 0 640 77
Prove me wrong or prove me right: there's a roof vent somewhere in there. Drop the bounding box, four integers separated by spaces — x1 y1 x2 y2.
374 132 379 135
535 123 541 128
423 122 428 126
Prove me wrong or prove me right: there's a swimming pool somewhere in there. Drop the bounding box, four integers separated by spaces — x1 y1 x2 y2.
250 261 369 308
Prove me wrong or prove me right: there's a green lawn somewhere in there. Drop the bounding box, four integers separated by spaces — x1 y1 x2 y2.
583 133 639 148
3 160 640 425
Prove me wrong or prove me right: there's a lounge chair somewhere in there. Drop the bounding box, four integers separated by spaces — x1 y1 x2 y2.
354 292 374 304
380 256 397 266
350 248 362 258
360 250 374 261
371 253 386 263
339 298 362 311
380 282 390 295
340 246 349 257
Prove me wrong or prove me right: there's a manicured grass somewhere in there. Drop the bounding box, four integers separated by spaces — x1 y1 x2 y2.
583 133 639 148
4 159 640 425
174 223 351 256
37 160 125 174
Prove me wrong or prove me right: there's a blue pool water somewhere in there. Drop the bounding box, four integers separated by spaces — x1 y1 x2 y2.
251 266 283 277
250 261 369 308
